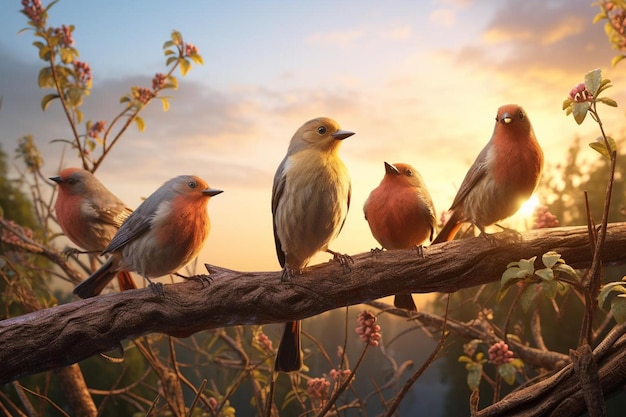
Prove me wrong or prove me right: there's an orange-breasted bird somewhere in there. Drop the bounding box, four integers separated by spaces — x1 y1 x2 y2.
73 175 222 298
51 168 136 292
272 117 354 372
432 104 543 244
363 162 436 311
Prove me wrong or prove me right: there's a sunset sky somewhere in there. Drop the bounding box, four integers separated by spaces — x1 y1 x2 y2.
0 0 624 273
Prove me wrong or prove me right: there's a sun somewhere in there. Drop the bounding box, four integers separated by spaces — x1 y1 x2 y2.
519 194 540 217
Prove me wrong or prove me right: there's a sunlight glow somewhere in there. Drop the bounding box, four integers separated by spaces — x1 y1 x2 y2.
519 194 540 217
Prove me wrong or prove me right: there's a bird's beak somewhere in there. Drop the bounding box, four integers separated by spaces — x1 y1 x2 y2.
49 176 62 184
203 188 223 197
384 162 400 175
332 129 355 140
501 113 513 124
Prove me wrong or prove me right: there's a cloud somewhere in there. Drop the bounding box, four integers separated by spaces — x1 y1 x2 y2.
305 30 365 47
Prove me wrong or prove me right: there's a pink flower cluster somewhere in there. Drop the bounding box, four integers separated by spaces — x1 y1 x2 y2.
255 330 273 352
21 0 43 24
1 221 39 253
88 120 106 138
73 60 92 85
605 2 626 36
54 25 74 47
533 205 559 229
135 87 154 104
184 43 198 56
488 341 514 365
329 368 351 384
306 377 330 400
569 82 593 103
355 310 382 347
152 73 166 91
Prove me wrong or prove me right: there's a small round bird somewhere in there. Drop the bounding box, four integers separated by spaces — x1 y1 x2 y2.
51 168 136 292
432 104 543 244
363 162 436 311
73 175 222 298
272 117 354 372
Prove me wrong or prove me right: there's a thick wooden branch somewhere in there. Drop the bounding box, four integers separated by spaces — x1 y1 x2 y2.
2 223 626 384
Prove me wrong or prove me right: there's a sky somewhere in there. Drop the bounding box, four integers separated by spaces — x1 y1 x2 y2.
0 0 624 274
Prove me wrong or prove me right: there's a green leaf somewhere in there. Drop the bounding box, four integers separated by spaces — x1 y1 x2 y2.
498 362 517 385
597 97 618 107
159 97 170 112
599 280 626 308
572 102 590 124
38 67 54 88
166 56 178 67
189 53 204 65
120 96 130 103
163 40 175 49
589 136 617 158
584 68 602 96
518 257 537 275
465 362 483 391
542 251 561 268
167 76 178 89
520 285 539 313
593 11 607 24
180 58 191 76
171 30 183 45
541 279 558 300
595 79 613 96
75 109 83 124
562 98 573 111
554 264 579 280
458 355 475 364
60 48 74 64
535 268 554 282
556 281 570 297
41 94 59 111
134 116 146 132
611 295 626 324
164 49 175 56
611 54 626 67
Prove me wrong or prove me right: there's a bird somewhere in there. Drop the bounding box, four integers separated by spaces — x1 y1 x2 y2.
72 175 222 299
363 162 436 311
432 104 543 244
272 117 354 372
50 168 136 292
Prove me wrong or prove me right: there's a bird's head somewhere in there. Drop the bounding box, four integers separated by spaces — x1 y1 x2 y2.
288 117 355 155
384 162 423 188
49 168 95 195
495 104 531 135
170 175 223 203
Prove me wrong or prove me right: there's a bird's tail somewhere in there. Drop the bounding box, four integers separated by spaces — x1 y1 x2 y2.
432 210 464 244
274 320 302 372
394 294 417 311
73 257 118 299
117 270 136 291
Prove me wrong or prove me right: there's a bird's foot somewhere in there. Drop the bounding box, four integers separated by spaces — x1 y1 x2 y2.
281 266 298 283
175 272 213 287
327 249 354 273
369 247 384 258
144 277 165 297
480 225 522 245
411 244 425 259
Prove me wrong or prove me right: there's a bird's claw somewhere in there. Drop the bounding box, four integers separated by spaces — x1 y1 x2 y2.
328 249 353 273
145 279 164 297
369 247 384 258
412 245 425 258
281 267 294 283
176 272 213 287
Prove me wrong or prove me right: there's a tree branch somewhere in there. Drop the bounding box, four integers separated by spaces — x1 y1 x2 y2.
2 223 626 384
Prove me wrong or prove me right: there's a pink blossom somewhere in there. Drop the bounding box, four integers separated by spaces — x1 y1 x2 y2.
488 341 514 365
355 310 382 347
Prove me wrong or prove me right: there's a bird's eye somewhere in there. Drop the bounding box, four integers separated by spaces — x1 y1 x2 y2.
188 181 197 189
317 126 327 135
518 110 525 120
405 169 413 177
495 116 499 122
67 178 76 185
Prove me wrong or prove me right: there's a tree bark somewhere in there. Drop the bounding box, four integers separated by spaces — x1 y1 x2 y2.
1 223 626 387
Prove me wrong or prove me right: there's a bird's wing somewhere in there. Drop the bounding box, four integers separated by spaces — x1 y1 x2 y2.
82 200 132 228
271 157 288 268
102 209 151 254
337 182 351 235
449 143 489 210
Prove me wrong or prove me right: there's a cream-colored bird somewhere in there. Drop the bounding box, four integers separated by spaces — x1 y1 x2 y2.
272 117 354 372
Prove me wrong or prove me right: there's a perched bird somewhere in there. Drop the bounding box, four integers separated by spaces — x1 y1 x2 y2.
363 162 436 311
272 117 354 372
432 104 543 244
73 175 222 298
50 168 136 292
